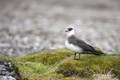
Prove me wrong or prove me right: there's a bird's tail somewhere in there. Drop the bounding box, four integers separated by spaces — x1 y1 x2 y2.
85 50 104 55
91 50 104 55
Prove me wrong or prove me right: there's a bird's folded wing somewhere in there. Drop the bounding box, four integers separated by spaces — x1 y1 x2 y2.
68 35 95 51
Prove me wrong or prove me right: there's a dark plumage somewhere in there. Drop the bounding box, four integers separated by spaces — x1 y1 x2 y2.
68 35 104 55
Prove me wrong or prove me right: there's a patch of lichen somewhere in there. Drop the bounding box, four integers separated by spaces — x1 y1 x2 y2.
1 48 120 80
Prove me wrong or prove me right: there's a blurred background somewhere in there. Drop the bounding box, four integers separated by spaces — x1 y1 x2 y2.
0 0 120 56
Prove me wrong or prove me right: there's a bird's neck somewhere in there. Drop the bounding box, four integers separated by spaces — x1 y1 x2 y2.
67 34 75 39
67 31 75 38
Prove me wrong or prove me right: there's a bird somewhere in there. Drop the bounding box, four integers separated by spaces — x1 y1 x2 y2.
65 28 104 60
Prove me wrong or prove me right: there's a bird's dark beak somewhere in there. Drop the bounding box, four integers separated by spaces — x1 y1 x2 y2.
65 30 68 32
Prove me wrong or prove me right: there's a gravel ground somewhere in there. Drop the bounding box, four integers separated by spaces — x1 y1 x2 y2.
0 0 120 56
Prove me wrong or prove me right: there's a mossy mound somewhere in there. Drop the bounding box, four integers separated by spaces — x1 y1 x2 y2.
57 56 120 78
1 49 120 80
20 50 73 65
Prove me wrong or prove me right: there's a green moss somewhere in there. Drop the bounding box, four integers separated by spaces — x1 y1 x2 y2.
0 48 120 80
57 54 120 78
94 46 103 52
20 50 74 65
10 49 74 79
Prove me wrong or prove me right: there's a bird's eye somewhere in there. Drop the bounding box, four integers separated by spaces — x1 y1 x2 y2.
68 28 73 31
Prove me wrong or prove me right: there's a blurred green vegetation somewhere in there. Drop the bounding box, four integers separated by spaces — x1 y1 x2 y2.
0 48 120 80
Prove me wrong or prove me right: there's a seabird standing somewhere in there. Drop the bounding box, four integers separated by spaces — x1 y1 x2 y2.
65 28 104 60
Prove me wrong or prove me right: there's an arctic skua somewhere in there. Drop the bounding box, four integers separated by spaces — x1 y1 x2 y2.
65 28 104 59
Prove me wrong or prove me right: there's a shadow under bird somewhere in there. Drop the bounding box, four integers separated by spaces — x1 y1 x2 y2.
65 28 104 60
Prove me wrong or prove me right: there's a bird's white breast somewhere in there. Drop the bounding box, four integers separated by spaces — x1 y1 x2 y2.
65 40 83 53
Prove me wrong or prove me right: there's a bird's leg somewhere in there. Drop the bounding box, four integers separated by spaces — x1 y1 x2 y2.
74 53 77 59
79 53 81 60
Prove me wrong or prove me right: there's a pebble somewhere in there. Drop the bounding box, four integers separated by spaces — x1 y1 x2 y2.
0 59 22 80
0 0 120 56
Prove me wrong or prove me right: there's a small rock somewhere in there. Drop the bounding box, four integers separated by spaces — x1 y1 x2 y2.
0 59 22 80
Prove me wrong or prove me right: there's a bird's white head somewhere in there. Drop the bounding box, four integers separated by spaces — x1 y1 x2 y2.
65 28 75 37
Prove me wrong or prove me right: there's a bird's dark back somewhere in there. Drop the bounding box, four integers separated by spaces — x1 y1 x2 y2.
68 35 96 52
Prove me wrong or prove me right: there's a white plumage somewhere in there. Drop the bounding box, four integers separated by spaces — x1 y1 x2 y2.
65 40 83 53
